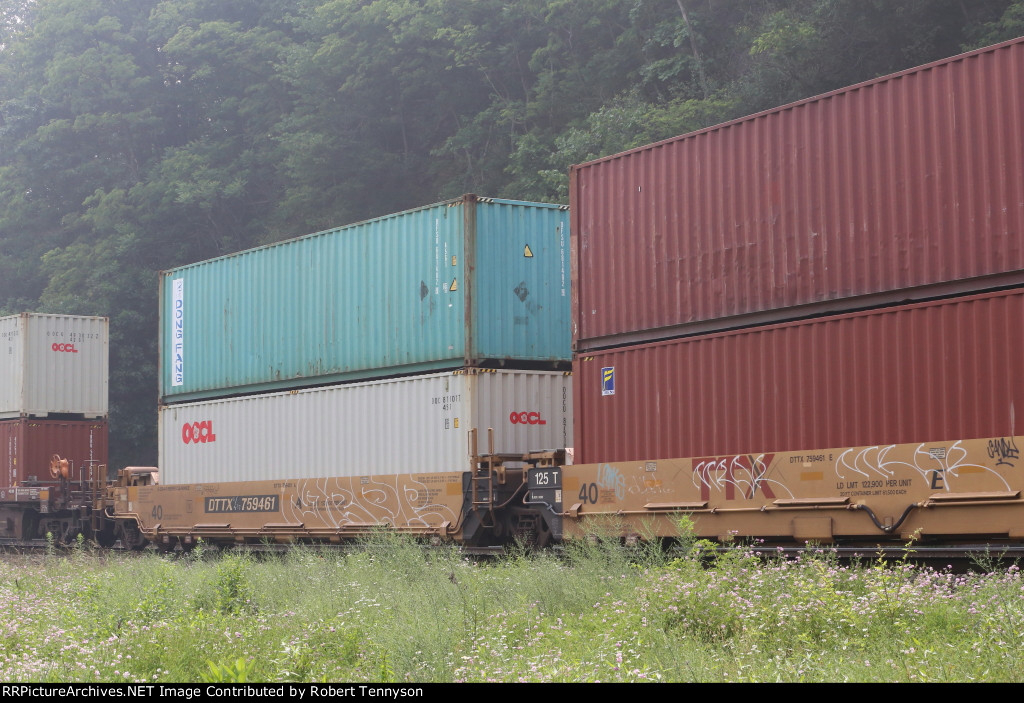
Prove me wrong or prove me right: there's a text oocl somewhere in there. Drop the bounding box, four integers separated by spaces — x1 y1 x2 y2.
182 421 217 444
51 343 79 353
509 411 547 425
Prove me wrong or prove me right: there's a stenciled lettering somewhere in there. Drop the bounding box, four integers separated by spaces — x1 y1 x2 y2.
205 495 278 513
171 278 184 386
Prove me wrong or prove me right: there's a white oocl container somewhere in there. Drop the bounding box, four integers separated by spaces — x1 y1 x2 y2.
158 369 572 484
0 314 109 418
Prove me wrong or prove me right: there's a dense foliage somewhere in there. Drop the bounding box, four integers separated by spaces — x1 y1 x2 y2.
1 0 1022 465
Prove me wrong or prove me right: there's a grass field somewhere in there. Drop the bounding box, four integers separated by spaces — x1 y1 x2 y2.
2 533 1023 682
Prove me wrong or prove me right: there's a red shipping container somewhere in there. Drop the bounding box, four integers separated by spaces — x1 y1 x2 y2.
571 37 1024 350
574 288 1024 464
0 419 109 490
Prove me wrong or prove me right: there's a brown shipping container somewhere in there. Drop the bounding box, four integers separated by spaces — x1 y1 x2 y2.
571 38 1024 350
573 288 1024 464
0 419 108 490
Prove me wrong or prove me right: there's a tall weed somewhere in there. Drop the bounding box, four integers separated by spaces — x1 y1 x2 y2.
4 539 1024 682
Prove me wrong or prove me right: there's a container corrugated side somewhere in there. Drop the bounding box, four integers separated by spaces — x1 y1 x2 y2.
471 197 571 362
571 37 1024 350
158 369 572 484
574 288 1024 464
0 314 109 418
159 195 571 404
0 419 109 490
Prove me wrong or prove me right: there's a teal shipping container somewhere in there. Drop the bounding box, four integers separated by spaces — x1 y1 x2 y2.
159 195 571 404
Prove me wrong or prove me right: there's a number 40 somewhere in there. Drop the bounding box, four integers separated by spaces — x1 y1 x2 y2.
578 483 599 504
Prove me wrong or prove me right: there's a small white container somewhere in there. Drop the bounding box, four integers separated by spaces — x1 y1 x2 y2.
0 313 109 418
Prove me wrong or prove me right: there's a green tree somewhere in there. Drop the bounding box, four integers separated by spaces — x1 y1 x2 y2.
968 0 1024 46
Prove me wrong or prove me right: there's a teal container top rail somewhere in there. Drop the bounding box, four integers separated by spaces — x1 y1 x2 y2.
159 195 570 403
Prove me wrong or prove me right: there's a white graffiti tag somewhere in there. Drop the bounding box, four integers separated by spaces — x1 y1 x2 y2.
283 475 458 529
691 454 794 500
832 442 1010 492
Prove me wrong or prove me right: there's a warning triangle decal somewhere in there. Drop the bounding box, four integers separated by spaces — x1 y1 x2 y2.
449 278 458 291
524 244 533 258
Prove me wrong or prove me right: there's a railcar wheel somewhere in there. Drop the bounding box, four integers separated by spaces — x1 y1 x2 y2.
117 521 148 551
156 537 178 553
22 510 40 542
94 524 117 549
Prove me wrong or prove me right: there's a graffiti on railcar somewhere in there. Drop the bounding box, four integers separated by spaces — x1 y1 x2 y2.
833 441 1012 494
987 437 1020 467
596 463 626 500
283 475 459 529
691 454 792 501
